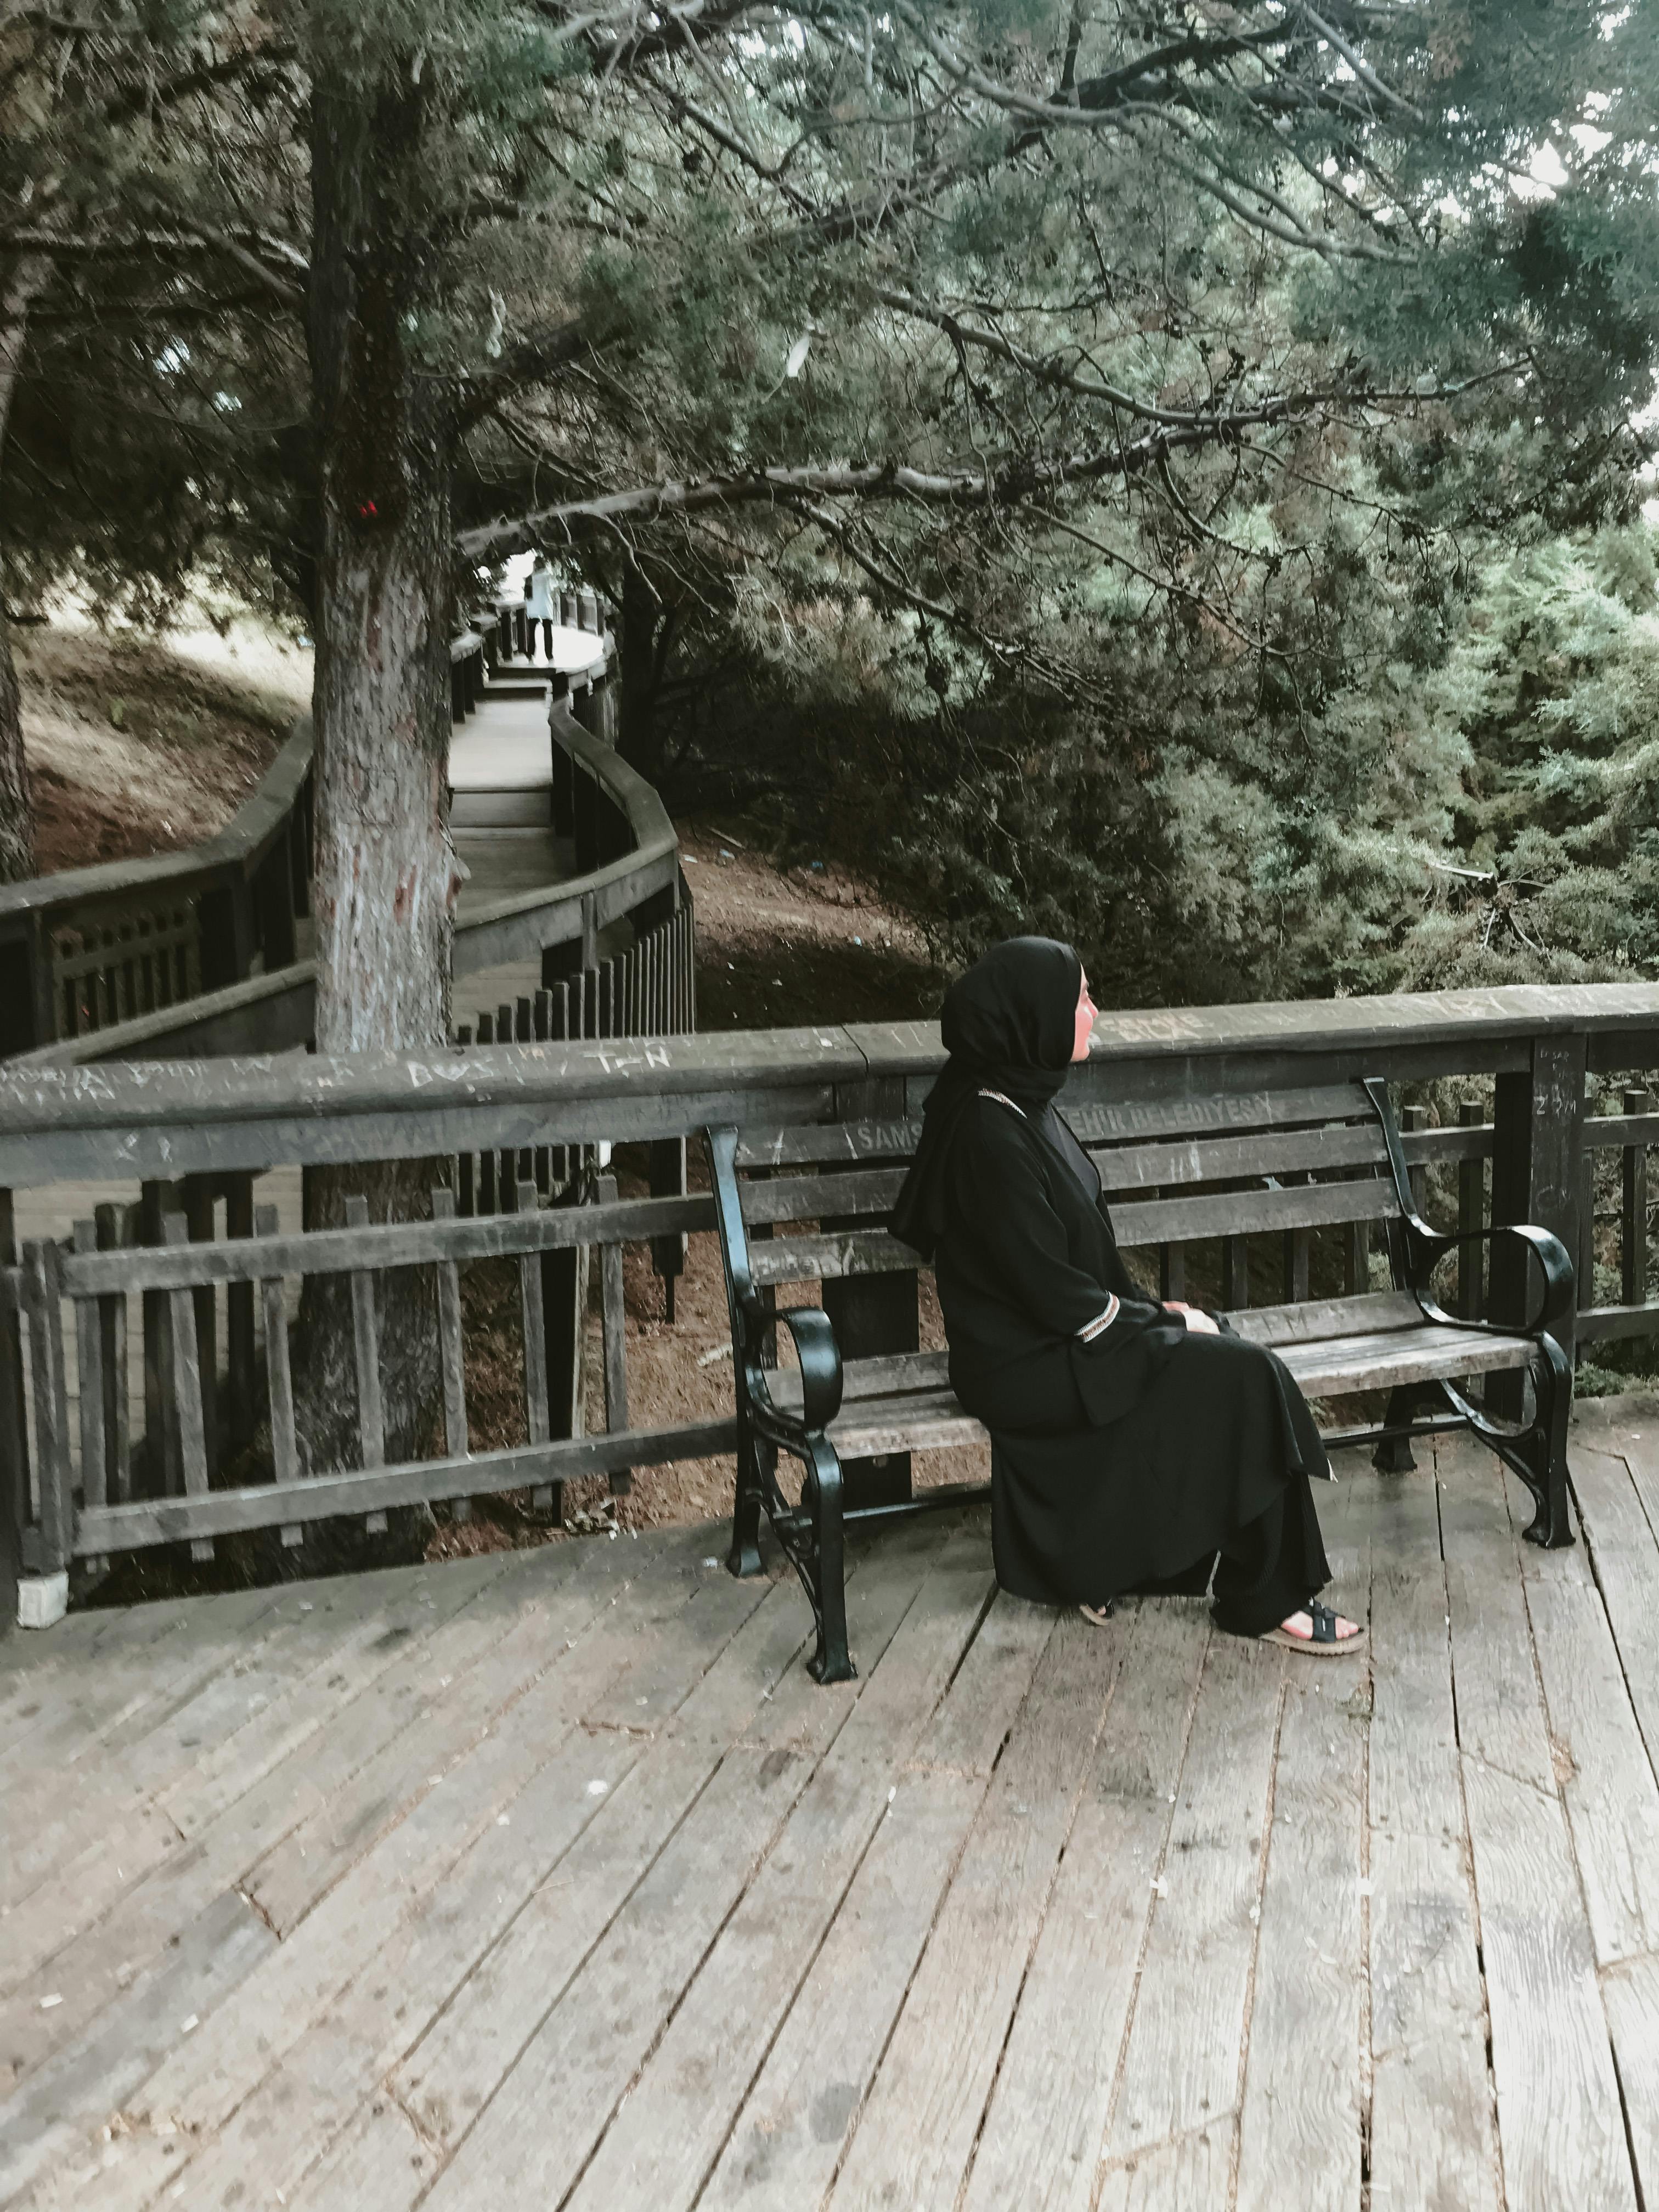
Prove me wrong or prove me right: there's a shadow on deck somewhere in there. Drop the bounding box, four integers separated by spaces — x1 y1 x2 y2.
3 1403 1658 2211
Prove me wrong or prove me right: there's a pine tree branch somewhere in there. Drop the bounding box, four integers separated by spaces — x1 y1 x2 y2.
460 358 1533 562
452 315 588 430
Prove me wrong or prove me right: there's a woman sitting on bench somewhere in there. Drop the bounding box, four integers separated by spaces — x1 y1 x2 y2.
891 936 1364 1655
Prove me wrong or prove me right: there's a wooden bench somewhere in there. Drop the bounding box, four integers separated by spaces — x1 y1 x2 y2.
705 1076 1575 1683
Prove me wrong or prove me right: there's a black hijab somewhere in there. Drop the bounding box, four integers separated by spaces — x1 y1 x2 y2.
890 935 1083 1261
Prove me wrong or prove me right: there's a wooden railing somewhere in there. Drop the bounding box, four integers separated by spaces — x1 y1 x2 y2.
0 628 492 1058
2 983 1657 1620
3 596 692 1069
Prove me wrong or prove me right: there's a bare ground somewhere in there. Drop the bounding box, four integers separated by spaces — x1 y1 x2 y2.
14 607 308 873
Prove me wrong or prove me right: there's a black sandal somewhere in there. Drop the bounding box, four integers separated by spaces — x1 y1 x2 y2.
1260 1598 1366 1656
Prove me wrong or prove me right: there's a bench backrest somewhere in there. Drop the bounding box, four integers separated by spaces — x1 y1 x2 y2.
721 1079 1407 1296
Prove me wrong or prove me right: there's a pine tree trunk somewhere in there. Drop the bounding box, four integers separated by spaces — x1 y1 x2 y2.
618 560 673 780
0 251 50 885
292 58 460 1477
0 613 35 885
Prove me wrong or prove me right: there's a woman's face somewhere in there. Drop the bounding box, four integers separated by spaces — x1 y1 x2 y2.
1071 971 1097 1063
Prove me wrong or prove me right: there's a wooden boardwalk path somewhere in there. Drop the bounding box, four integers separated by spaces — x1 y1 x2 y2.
4 1404 1658 2210
9 652 585 1386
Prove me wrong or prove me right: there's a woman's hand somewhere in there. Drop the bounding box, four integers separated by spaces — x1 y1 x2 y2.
1165 1301 1220 1336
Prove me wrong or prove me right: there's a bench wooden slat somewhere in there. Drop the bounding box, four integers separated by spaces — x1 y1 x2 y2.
1091 1121 1387 1191
1280 1323 1532 1388
735 1119 922 1168
1229 1288 1421 1344
767 1292 1431 1414
749 1176 1399 1287
1058 1081 1374 1144
768 1316 1536 1457
732 1082 1377 1174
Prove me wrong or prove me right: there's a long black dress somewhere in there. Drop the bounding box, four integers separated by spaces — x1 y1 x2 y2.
935 1090 1333 1634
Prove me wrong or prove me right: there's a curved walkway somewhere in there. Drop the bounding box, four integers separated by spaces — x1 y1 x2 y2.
9 624 662 1430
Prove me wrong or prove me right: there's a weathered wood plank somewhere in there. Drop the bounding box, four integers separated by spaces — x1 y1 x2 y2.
0 1562 507 1959
161 1212 213 1561
596 1171 630 1495
1519 1478 1659 1964
345 1194 386 1492
431 1187 469 1459
961 1602 1209 2212
59 1187 715 1295
245 1558 695 1948
0 1549 555 2060
1438 1432 1638 2210
285 2091 442 2212
54 1566 778 2212
1567 1417 1659 1782
825 1613 1116 2212
560 1538 1014 2212
0 1887 277 2206
402 1534 974 2205
71 1413 740 1554
71 1220 106 1515
513 1180 550 1452
1093 2124 1236 2212
693 1580 1051 2212
0 1578 290 1781
94 1200 132 1504
1233 1658 1366 2212
1362 1466 1502 2212
22 1236 74 1573
750 1178 1398 1288
256 1199 301 1543
148 1571 826 2212
1104 1633 1286 2160
1602 1952 1659 2212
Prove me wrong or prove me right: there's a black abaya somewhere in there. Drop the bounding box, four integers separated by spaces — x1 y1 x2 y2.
891 938 1333 1635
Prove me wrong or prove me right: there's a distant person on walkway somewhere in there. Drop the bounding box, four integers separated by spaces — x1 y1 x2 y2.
890 938 1364 1654
526 554 556 661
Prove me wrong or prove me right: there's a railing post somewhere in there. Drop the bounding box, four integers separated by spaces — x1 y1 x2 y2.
1457 1094 1486 1319
29 911 55 1046
138 1179 185 1496
0 1190 26 1625
19 1238 72 1623
1491 1030 1586 1410
1623 1086 1651 1310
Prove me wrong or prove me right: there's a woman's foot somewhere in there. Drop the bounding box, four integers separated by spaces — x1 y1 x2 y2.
1260 1598 1365 1655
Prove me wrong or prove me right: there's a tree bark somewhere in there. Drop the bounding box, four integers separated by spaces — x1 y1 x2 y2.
618 558 675 780
0 251 51 885
292 53 460 1476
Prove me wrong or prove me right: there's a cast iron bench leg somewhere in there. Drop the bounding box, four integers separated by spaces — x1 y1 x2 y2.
1373 1383 1424 1472
1515 1335 1575 1548
806 1436 853 1684
727 1413 765 1579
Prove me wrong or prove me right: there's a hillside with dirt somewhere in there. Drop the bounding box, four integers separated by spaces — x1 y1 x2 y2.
14 610 310 874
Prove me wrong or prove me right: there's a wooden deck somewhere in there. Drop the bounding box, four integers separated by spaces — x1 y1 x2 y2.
4 1404 1658 2212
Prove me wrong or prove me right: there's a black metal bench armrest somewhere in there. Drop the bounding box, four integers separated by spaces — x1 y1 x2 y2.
1361 1077 1575 1338
748 1307 844 1440
703 1122 845 1445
